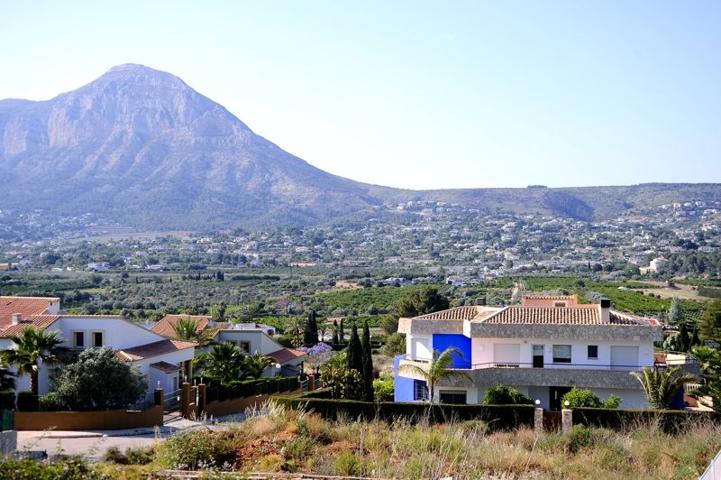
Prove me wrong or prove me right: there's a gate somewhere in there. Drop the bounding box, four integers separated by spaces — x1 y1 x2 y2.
543 411 562 432
164 387 182 413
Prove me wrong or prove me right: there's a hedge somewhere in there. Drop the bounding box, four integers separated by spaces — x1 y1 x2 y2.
204 376 300 404
271 396 534 431
0 391 15 410
16 392 38 412
572 407 721 434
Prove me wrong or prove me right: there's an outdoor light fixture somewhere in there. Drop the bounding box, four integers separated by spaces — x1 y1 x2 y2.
534 399 541 406
275 363 282 369
564 400 570 407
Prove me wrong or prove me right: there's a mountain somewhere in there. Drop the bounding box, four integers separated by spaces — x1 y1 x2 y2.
0 64 720 229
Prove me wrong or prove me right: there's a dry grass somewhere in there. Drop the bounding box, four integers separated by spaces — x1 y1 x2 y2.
147 403 721 479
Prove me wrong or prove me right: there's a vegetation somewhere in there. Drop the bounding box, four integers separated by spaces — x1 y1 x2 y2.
401 348 471 403
171 317 215 346
561 387 622 409
51 348 146 410
482 385 533 405
1 326 62 395
691 345 721 413
699 299 721 342
631 366 696 409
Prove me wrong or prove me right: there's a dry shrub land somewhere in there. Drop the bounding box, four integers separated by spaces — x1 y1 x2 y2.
11 403 716 480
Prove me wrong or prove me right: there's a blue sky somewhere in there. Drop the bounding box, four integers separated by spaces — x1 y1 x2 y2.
1 1 720 189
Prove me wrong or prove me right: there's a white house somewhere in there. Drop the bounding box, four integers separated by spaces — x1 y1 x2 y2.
0 296 195 401
394 295 693 409
152 314 305 377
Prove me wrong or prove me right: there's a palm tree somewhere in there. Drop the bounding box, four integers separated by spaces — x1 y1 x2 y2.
193 342 246 385
1 327 62 395
172 318 215 346
244 352 274 379
401 348 472 403
631 366 696 409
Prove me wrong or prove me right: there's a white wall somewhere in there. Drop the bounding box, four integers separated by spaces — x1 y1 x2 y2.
407 335 432 361
49 316 164 350
216 330 282 355
131 348 195 401
471 337 654 370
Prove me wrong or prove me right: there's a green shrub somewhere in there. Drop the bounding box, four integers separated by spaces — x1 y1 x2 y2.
103 446 128 464
334 450 366 477
566 424 592 453
39 392 67 411
125 446 155 465
0 457 107 479
482 385 533 405
373 377 394 402
603 394 622 409
156 429 232 470
561 387 602 408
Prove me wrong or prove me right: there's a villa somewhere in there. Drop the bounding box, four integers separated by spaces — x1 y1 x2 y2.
0 296 196 401
152 314 305 377
394 295 692 409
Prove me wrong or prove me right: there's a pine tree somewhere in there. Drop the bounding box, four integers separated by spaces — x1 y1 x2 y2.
346 323 363 374
700 299 721 343
303 310 319 346
361 320 374 401
339 319 345 343
332 319 339 345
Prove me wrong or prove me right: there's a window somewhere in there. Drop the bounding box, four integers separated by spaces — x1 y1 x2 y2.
439 390 467 404
414 380 429 401
552 344 572 363
532 344 544 368
92 331 103 347
239 341 251 353
73 331 85 348
587 345 598 360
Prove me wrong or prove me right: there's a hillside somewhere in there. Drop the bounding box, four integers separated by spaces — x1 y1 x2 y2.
1 64 720 229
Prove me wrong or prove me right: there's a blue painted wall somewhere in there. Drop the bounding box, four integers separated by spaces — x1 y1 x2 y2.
432 334 472 368
393 354 416 402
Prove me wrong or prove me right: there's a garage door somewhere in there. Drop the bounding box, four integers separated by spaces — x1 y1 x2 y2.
610 346 638 370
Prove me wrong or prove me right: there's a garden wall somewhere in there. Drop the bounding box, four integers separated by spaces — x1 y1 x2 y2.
272 396 535 431
14 405 163 431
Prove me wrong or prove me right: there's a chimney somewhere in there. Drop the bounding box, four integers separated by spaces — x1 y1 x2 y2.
11 313 22 325
600 299 611 322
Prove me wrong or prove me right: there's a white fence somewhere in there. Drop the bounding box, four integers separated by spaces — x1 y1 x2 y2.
700 449 721 480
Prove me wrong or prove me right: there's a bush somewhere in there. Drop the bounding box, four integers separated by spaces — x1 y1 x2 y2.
373 377 394 402
156 429 233 470
0 391 15 410
0 457 106 479
482 385 533 405
566 424 592 453
16 391 38 412
561 387 602 408
382 333 406 357
39 392 67 411
603 394 622 409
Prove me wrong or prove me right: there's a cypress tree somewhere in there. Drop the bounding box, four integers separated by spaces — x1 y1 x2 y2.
332 319 339 345
346 323 363 374
303 310 319 346
691 327 701 347
339 318 345 343
678 322 690 352
361 320 375 401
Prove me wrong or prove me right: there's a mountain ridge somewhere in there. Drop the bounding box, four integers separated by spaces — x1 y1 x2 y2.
1 64 719 229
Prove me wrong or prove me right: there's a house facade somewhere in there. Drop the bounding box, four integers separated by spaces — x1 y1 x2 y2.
152 314 305 377
0 296 195 401
394 295 671 409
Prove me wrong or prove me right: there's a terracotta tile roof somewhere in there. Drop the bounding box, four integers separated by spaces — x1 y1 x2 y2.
415 306 481 321
152 314 212 338
0 315 61 338
150 361 180 373
116 339 196 362
0 296 59 330
483 306 601 325
267 348 306 364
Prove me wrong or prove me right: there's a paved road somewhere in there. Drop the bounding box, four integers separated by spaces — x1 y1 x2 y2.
17 412 251 459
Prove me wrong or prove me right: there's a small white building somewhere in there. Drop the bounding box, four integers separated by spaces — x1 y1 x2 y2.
152 314 305 377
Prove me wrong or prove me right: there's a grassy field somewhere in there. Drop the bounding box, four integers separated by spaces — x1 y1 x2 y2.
28 402 719 480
